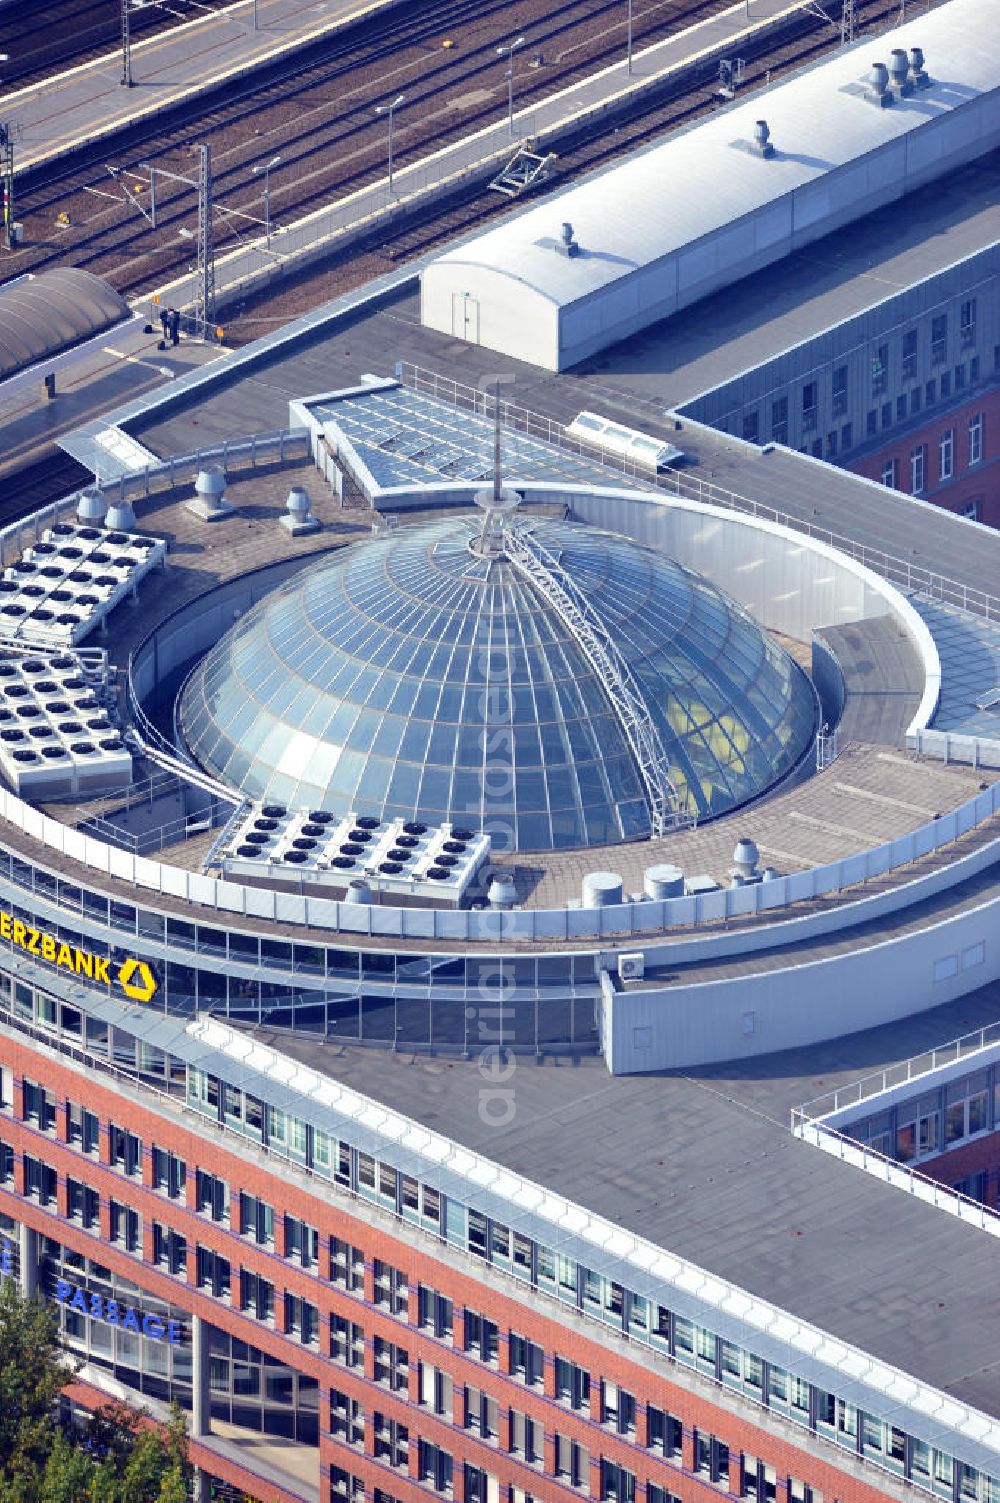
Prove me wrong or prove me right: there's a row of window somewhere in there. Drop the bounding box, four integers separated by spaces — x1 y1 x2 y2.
879 413 985 495
6 1034 1000 1503
845 1061 1000 1165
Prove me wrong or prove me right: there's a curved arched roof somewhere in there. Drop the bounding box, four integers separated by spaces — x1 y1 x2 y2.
0 268 130 378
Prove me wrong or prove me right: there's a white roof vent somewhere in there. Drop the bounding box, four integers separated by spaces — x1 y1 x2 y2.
104 499 136 531
557 222 580 258
187 465 234 523
77 489 107 524
280 485 320 536
487 871 518 909
753 119 774 157
909 46 929 88
869 61 892 107
889 48 912 96
731 836 760 882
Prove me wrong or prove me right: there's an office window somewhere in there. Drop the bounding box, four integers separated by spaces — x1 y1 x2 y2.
881 458 898 488
941 369 951 399
331 1315 364 1368
960 499 982 522
284 1292 318 1345
600 1458 636 1502
330 1469 364 1503
464 1386 498 1442
374 1338 408 1392
825 431 837 459
330 1237 363 1291
152 1147 185 1199
0 1140 11 1186
742 411 760 444
417 1285 453 1340
901 328 918 380
970 413 984 465
419 1363 453 1418
961 298 976 346
109 1125 142 1178
789 1482 823 1503
866 408 877 437
649 1491 683 1503
955 363 966 390
810 438 822 459
871 344 888 395
23 1155 56 1205
555 1435 589 1488
109 1200 141 1253
910 386 921 416
464 1309 499 1365
195 1246 229 1299
509 1332 544 1387
801 382 817 432
696 1432 732 1491
555 1356 590 1412
283 1214 318 1270
896 394 907 422
67 1177 100 1230
939 428 955 482
331 1388 364 1448
373 1258 408 1317
971 355 980 383
946 1070 990 1144
601 1379 636 1435
832 365 847 416
239 1268 273 1321
931 313 947 364
841 421 852 451
647 1404 683 1458
374 1413 409 1471
418 1440 453 1495
510 1410 540 1463
67 1102 99 1155
195 1169 229 1224
771 396 788 444
910 444 927 496
22 1081 55 1132
881 401 892 430
239 1191 273 1245
896 1089 940 1160
153 1223 187 1277
925 377 936 406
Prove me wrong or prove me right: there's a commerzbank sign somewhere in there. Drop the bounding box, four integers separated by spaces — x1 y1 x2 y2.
0 909 158 1003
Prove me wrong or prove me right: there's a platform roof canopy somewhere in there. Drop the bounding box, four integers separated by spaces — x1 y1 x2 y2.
0 268 130 379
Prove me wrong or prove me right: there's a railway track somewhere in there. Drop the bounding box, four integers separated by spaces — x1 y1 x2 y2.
6 0 746 294
0 0 232 90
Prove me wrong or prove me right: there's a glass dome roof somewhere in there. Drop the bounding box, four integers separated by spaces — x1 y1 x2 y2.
179 515 816 852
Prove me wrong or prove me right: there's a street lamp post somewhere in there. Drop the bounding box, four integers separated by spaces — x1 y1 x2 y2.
496 36 525 139
252 153 281 247
375 93 406 195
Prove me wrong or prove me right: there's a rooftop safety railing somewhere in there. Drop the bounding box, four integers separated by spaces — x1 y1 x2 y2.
792 1115 1000 1241
396 362 1000 629
792 1020 1000 1125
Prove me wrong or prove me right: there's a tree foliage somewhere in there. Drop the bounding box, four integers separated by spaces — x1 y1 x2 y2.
0 1279 191 1502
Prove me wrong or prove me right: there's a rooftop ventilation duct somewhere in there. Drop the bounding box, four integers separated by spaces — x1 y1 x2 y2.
279 484 320 536
582 871 623 908
487 872 518 909
889 48 912 96
753 119 775 158
104 498 136 531
730 836 760 884
76 488 107 525
868 61 892 106
556 222 580 257
909 46 929 87
187 465 234 522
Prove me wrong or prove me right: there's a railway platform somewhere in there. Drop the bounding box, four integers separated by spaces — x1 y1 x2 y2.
5 0 398 178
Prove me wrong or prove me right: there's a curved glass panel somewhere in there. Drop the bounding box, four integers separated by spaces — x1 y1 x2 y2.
180 517 815 851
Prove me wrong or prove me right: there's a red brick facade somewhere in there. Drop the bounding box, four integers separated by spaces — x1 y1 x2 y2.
850 387 1000 526
1 1036 908 1503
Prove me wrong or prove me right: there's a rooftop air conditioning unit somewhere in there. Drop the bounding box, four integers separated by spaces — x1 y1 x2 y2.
618 952 645 982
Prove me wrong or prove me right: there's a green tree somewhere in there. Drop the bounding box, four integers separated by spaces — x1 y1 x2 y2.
40 1429 94 1503
0 1277 76 1494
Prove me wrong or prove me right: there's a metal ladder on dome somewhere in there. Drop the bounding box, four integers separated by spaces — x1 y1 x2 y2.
503 527 695 836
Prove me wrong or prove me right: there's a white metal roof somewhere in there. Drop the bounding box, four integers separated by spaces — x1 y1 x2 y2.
426 0 1000 307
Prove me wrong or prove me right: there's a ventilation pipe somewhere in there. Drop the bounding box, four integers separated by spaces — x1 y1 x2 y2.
868 61 892 107
104 499 137 531
582 871 623 908
280 485 320 536
730 837 760 885
487 872 518 910
556 222 580 257
908 46 929 88
753 119 775 158
76 488 107 525
187 465 234 522
889 48 912 96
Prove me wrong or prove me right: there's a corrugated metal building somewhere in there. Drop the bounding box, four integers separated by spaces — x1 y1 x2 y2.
420 0 1000 371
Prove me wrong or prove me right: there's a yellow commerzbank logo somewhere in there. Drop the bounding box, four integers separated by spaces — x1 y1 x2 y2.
0 910 158 1003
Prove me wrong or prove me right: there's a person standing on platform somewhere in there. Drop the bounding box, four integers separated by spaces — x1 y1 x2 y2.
169 308 181 346
159 307 169 343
